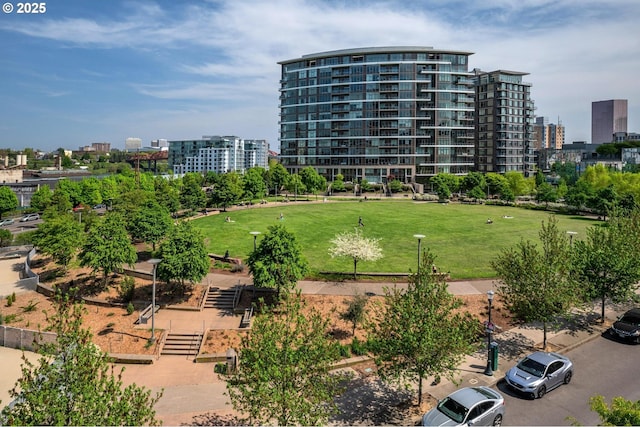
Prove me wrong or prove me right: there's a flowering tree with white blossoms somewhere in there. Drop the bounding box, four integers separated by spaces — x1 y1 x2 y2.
328 228 383 279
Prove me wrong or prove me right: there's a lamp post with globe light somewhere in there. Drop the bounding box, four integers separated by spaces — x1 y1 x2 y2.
250 231 261 251
567 231 577 247
484 290 495 376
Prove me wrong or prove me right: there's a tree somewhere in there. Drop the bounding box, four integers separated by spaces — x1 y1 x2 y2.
367 249 479 407
491 216 581 349
180 172 207 212
460 172 485 194
536 182 557 206
210 172 243 211
285 173 305 199
32 214 84 270
587 395 640 426
226 294 345 426
571 211 640 322
247 224 308 299
266 162 289 198
0 186 19 219
430 173 455 201
388 179 403 193
300 166 327 199
504 171 533 197
55 179 82 207
0 294 163 426
128 203 172 251
154 176 180 215
243 167 267 201
78 213 137 287
156 221 210 292
328 228 383 279
340 292 368 336
29 186 53 212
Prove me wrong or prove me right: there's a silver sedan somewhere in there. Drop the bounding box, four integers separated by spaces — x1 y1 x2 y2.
504 351 573 399
422 386 505 426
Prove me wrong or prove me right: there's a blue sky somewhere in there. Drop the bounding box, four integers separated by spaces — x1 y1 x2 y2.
1 0 639 152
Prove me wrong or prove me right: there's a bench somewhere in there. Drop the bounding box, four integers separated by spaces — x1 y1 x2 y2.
240 307 253 328
138 304 159 325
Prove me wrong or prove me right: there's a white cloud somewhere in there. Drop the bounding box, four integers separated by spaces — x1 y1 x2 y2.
1 0 639 149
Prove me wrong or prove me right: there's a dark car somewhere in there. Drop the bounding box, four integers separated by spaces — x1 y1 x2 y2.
610 308 640 343
504 351 573 399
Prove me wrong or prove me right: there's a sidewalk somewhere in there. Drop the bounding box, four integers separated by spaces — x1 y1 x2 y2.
116 274 624 425
1 272 626 425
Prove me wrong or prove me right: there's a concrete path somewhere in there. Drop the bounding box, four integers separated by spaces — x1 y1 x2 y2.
1 272 629 425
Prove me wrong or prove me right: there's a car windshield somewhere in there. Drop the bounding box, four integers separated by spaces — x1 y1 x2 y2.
517 357 546 377
619 315 640 326
437 396 468 423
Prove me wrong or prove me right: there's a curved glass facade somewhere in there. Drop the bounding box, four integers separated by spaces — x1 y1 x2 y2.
278 47 475 184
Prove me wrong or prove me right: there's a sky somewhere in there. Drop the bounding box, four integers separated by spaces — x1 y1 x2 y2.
1 0 639 153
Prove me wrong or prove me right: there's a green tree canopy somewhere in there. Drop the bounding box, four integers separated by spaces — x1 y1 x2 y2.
571 210 640 322
226 294 345 426
156 220 210 291
243 167 268 201
210 172 243 211
128 202 172 251
79 213 137 287
299 166 327 199
247 224 308 299
33 213 84 270
367 249 479 406
0 294 163 426
587 395 640 426
0 186 19 219
491 216 581 349
180 172 206 212
29 186 53 212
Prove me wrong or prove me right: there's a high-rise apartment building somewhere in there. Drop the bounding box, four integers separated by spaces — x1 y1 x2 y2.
534 117 564 150
474 70 535 174
592 99 628 144
278 47 475 184
169 135 269 175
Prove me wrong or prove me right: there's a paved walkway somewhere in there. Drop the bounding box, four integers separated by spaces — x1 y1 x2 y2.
0 271 629 425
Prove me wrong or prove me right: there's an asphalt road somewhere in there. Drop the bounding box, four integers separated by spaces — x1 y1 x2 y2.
496 331 640 426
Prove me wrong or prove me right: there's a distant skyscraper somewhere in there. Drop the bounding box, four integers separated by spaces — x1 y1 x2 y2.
534 117 564 150
592 99 627 144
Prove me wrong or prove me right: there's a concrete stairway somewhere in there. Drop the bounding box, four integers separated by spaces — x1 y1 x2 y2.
161 332 203 356
204 287 237 310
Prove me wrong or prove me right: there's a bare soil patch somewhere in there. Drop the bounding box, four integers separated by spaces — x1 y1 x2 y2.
3 257 514 358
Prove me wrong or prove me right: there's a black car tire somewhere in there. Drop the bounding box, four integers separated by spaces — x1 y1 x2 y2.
564 371 572 384
492 414 503 426
537 385 546 399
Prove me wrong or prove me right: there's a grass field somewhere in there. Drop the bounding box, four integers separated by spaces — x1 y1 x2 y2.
191 199 598 280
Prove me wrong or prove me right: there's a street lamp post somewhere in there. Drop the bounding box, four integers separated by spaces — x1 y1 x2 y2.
148 258 162 343
250 231 261 251
567 231 577 247
413 234 425 274
484 289 495 376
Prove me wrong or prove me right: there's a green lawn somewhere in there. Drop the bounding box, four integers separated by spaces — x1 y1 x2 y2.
191 200 597 280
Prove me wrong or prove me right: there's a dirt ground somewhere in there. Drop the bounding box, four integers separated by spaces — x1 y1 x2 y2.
1 255 513 357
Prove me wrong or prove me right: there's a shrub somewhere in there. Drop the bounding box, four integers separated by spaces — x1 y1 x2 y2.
21 300 39 313
338 343 351 358
230 263 245 273
0 313 3 324
126 302 135 315
350 336 368 356
214 362 228 374
118 276 136 302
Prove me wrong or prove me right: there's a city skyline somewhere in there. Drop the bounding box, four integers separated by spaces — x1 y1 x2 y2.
1 0 639 152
